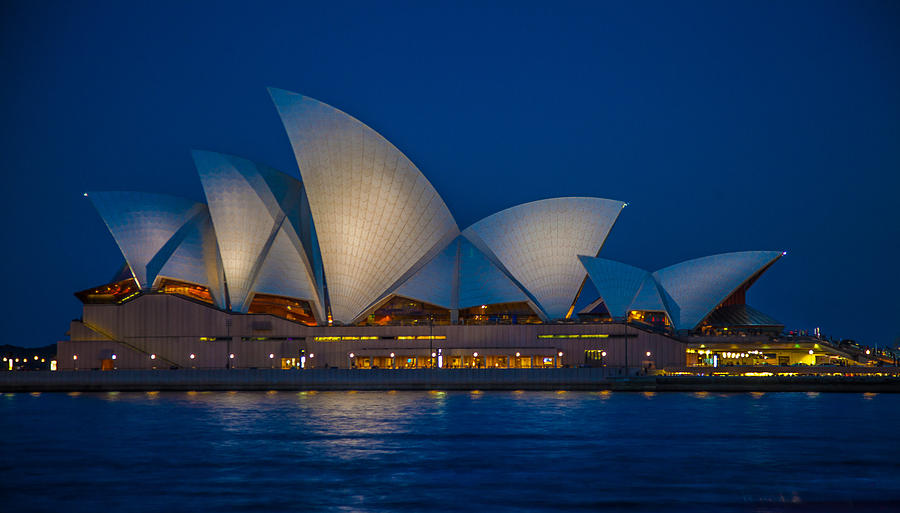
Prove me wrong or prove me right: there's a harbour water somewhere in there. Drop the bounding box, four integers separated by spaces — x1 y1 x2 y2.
2 391 899 512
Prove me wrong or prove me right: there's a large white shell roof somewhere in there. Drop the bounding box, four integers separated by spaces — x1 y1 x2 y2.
270 88 459 324
463 197 625 319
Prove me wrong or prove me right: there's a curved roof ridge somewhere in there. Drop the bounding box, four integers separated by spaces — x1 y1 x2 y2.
461 196 626 231
655 250 786 270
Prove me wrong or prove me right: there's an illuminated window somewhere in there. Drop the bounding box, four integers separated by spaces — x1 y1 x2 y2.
311 336 388 342
358 296 451 326
156 278 214 304
247 293 317 326
458 302 541 325
584 350 607 361
538 334 609 339
628 310 671 329
74 278 140 304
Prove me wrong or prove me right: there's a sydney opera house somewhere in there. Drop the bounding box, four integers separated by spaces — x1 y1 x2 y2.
59 88 809 372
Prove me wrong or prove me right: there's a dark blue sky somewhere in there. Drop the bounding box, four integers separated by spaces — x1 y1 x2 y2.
2 1 898 348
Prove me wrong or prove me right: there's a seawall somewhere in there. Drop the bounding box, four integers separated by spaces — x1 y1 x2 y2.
2 369 899 393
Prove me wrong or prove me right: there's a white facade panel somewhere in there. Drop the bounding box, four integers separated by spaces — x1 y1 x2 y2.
270 89 459 324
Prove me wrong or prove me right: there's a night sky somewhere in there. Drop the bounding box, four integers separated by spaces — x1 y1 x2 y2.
2 1 898 348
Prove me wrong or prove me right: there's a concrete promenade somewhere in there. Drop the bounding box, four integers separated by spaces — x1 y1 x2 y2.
2 368 900 392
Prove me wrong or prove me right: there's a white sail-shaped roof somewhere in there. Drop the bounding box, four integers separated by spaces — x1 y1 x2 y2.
89 192 206 288
89 191 227 309
462 197 625 319
270 88 459 324
652 251 784 330
578 256 648 318
192 151 322 317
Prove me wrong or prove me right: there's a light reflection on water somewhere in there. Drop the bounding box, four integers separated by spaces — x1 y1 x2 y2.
2 391 899 512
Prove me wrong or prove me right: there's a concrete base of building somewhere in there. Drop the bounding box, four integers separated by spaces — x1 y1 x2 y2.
61 293 688 372
2 369 899 393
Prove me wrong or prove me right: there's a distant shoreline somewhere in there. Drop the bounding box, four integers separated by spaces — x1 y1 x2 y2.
2 369 899 393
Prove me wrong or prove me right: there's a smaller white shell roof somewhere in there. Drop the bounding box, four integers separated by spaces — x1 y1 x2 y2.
653 250 784 330
88 191 208 289
463 197 625 319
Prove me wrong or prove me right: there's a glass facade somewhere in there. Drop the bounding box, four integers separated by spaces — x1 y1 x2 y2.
359 296 451 326
627 310 671 330
458 302 541 325
247 293 317 326
348 353 560 369
74 278 140 304
157 278 215 305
